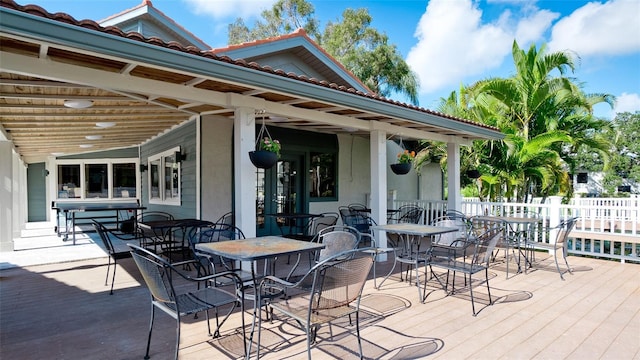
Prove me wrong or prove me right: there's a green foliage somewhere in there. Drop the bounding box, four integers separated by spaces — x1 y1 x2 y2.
227 0 419 105
228 0 319 43
601 111 640 192
438 40 614 202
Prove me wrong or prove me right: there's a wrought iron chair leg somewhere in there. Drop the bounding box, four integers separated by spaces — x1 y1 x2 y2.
109 258 116 295
105 257 111 286
563 247 573 275
485 268 492 305
356 311 363 359
144 303 154 360
174 314 180 360
470 273 477 316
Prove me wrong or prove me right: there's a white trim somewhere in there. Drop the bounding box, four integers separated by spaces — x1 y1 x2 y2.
147 146 181 206
54 158 140 201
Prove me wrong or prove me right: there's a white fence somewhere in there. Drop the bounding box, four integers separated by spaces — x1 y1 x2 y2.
392 197 640 263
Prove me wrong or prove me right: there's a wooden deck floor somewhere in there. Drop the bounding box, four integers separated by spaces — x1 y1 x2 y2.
1 251 638 360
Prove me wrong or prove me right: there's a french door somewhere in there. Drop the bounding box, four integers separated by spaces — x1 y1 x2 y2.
256 153 305 236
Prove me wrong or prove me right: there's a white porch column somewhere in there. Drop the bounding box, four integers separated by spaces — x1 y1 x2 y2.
0 141 15 251
370 130 388 260
233 107 256 238
447 142 462 212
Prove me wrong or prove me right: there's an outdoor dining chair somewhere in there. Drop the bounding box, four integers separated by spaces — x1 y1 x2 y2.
92 220 134 295
528 217 578 280
397 204 425 224
256 248 374 360
428 226 504 316
186 223 254 285
136 211 174 253
128 244 243 360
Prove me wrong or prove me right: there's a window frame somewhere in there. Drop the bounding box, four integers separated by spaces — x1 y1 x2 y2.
55 158 140 201
147 146 181 206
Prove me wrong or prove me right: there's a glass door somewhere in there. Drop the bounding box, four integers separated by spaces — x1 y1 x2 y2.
256 153 305 236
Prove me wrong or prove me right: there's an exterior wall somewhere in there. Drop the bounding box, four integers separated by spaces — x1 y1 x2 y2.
335 134 371 206
200 115 234 222
140 119 197 219
58 147 138 160
418 163 444 200
250 53 325 80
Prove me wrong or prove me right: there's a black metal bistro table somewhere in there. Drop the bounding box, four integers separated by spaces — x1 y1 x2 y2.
137 218 212 261
195 236 325 358
52 201 146 244
372 223 458 302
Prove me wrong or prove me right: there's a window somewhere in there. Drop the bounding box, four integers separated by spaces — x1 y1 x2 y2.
85 164 108 198
58 164 80 198
113 163 137 198
577 172 588 184
309 152 337 199
147 147 181 205
55 159 139 200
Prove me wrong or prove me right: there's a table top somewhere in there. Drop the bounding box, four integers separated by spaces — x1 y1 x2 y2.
473 215 540 224
195 236 325 261
138 218 212 230
52 202 145 212
372 223 458 236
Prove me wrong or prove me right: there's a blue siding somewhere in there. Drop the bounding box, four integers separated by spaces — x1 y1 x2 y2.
140 121 197 219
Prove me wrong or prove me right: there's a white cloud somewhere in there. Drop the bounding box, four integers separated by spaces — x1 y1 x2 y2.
183 0 276 20
406 0 557 94
614 92 640 114
548 0 640 56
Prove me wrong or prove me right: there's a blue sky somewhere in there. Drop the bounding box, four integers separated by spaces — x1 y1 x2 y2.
34 0 640 119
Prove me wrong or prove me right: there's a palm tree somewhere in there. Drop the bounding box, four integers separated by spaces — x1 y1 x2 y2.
446 40 614 202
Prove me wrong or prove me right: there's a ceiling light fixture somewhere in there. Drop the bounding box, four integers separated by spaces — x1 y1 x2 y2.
79 144 94 148
85 135 103 140
63 99 94 109
95 122 116 128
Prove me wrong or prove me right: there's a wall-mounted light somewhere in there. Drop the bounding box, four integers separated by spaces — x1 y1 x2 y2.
175 151 185 162
63 99 94 109
42 169 50 177
85 135 103 140
140 164 148 172
79 144 94 148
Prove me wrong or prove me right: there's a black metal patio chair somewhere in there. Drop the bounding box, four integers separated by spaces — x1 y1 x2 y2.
256 248 374 359
92 220 135 295
529 217 578 280
128 244 243 360
428 226 504 316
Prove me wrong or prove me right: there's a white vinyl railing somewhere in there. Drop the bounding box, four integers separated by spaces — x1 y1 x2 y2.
391 197 640 263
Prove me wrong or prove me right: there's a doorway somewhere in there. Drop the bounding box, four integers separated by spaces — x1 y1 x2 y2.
256 153 305 236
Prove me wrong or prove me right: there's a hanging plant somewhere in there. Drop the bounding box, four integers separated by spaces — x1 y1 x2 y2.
391 139 415 175
249 114 280 169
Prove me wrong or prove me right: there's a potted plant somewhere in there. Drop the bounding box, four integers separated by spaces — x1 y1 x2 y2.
391 150 415 175
249 137 281 169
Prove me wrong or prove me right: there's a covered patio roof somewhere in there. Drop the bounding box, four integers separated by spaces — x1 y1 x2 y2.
0 1 502 164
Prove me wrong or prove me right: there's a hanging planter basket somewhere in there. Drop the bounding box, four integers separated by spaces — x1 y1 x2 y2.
390 163 412 175
467 169 481 179
249 150 278 169
249 113 280 169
